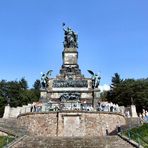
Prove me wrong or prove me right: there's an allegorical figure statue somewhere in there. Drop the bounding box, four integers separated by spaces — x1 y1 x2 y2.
88 70 101 88
41 70 52 88
63 23 78 48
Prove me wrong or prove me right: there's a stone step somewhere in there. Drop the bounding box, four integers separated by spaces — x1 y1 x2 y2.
12 136 135 148
0 118 18 128
126 117 141 128
0 118 27 136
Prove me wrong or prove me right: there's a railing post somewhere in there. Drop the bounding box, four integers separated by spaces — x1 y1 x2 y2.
128 131 131 140
137 133 140 148
6 136 9 145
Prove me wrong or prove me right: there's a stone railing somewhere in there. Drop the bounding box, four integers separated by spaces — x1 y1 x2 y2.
3 101 138 119
3 104 32 119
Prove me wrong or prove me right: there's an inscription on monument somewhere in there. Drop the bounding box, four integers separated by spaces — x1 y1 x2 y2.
64 53 77 64
52 80 88 88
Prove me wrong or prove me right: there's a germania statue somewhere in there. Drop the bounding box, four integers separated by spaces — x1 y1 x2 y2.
62 23 78 48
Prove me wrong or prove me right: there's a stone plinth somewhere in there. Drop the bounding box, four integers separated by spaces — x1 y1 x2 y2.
130 105 138 117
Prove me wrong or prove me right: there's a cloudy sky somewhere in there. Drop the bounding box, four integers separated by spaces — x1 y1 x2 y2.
0 0 148 88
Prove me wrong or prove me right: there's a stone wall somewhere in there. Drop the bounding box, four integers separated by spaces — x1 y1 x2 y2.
18 111 126 137
3 104 32 119
18 112 57 137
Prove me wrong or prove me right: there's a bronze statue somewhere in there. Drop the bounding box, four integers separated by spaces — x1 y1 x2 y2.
88 70 101 88
63 23 78 48
41 70 52 88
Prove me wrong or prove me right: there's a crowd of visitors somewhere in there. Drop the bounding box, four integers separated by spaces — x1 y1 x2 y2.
96 102 120 112
139 109 148 123
29 101 121 113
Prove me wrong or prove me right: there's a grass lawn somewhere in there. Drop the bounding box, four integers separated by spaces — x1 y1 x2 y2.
124 123 148 148
0 136 14 148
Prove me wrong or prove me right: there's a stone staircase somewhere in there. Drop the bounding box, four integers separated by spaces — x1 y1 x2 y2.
0 118 137 148
0 118 27 136
11 136 135 148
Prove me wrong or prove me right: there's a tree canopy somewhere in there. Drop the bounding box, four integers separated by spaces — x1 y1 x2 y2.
104 73 148 113
0 78 40 117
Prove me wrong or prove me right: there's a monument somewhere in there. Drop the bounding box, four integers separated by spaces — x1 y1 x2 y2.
4 25 127 140
40 24 100 110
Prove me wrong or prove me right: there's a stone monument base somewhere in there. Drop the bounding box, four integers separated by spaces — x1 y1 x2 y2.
18 111 126 137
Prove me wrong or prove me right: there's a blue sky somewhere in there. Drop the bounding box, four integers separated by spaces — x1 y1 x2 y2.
0 0 148 88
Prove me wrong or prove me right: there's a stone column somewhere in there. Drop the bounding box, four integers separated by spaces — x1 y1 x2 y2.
130 105 138 117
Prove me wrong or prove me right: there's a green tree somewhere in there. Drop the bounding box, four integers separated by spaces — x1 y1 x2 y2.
106 74 148 113
0 80 7 117
0 78 41 117
33 79 41 90
19 77 28 90
0 96 6 117
107 73 123 104
32 79 41 101
110 73 123 89
99 91 108 101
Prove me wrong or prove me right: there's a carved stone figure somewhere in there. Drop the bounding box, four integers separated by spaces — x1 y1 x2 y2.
63 24 78 48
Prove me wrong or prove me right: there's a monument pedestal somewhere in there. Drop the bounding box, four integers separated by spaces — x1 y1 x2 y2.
40 90 47 103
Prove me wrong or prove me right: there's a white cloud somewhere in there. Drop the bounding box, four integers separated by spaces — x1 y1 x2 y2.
99 84 110 92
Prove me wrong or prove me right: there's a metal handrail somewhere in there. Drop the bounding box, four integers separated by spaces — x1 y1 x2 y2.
122 129 148 147
128 130 148 145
